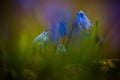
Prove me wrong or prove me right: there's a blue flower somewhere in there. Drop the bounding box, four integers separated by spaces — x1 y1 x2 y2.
59 20 68 37
57 44 66 53
49 18 68 44
33 31 48 45
74 10 92 30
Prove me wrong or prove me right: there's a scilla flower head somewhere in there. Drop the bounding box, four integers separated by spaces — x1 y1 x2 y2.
57 44 66 54
74 10 92 30
49 15 68 44
33 31 48 46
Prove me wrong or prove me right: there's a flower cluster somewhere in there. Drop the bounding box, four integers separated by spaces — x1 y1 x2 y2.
33 10 92 53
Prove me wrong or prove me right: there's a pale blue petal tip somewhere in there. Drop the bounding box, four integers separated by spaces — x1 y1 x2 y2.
32 31 48 44
57 44 66 54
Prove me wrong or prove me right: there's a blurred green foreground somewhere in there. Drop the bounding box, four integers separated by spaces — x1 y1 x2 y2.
0 14 120 80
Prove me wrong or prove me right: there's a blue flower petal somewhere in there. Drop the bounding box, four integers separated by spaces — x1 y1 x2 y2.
49 19 68 44
33 31 48 43
59 21 68 37
57 44 66 53
74 10 92 30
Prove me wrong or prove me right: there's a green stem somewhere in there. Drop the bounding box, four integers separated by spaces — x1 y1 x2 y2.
66 25 74 48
